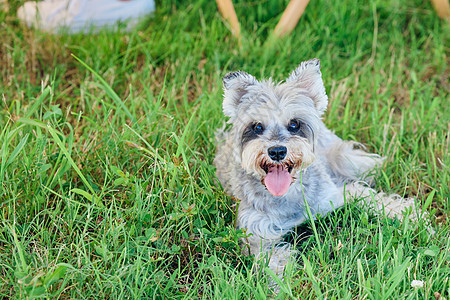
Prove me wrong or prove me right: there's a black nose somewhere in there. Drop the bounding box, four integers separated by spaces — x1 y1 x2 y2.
268 146 287 161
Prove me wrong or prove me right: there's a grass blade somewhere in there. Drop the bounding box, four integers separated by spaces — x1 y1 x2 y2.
45 124 101 207
5 133 29 167
17 117 101 207
25 86 51 118
71 54 138 127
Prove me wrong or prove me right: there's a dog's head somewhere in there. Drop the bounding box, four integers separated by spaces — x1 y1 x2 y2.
221 59 328 197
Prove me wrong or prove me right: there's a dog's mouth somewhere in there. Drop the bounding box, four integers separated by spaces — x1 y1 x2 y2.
260 161 295 197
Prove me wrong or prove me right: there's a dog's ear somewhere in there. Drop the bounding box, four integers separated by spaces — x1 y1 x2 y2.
222 71 257 119
287 59 328 115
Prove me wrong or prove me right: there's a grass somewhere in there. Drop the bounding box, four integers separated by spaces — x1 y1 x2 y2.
0 0 449 298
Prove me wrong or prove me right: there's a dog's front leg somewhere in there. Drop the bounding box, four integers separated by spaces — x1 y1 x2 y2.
241 229 293 276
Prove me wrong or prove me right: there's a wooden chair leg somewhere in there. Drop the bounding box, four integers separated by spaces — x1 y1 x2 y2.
430 0 450 19
273 0 310 37
216 0 241 39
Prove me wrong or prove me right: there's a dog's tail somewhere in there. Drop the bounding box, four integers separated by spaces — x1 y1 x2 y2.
325 141 384 184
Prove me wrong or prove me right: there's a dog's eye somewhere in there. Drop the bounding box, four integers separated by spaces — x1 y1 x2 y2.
288 119 300 132
252 123 264 134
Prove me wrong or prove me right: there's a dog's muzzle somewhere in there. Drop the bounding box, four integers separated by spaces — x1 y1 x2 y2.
260 145 296 197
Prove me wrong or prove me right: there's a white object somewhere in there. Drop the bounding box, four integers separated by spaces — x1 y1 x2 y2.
17 0 155 33
411 280 424 288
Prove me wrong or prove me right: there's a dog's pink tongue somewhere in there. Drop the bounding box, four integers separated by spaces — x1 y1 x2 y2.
264 165 291 197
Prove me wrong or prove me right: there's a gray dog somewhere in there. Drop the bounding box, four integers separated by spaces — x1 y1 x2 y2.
214 59 417 275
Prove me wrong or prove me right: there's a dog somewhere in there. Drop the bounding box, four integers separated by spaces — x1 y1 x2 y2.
214 59 418 275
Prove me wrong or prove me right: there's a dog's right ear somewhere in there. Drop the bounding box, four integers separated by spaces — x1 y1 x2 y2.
222 71 257 119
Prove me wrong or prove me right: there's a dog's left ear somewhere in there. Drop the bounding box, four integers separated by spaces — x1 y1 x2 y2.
287 59 328 115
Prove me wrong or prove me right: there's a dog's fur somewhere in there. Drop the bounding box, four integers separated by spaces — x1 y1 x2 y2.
214 59 417 275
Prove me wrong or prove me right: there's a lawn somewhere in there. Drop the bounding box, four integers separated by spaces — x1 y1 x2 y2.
0 0 449 298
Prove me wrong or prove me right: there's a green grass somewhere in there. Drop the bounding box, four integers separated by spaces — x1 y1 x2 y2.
0 0 449 298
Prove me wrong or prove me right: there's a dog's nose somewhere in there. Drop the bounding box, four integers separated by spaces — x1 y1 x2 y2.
268 146 287 161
